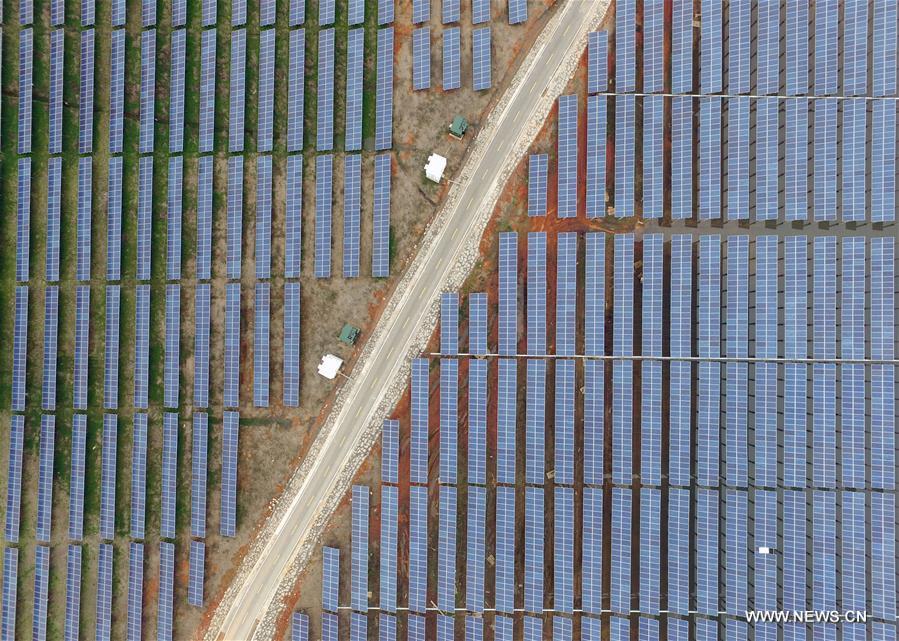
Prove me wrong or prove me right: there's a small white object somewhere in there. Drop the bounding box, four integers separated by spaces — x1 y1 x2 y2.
425 153 447 183
758 546 771 555
318 354 345 380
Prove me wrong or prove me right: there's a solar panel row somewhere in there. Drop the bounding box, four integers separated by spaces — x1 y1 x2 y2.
196 157 214 279
164 286 181 410
254 283 271 407
161 413 179 539
139 30 156 154
286 155 304 277
48 31 63 154
443 28 461 90
472 27 492 91
99 415 117 540
317 29 335 151
73 286 90 409
4 417 25 543
258 29 276 152
131 414 148 539
372 154 392 276
345 29 364 152
167 157 184 281
288 29 306 152
376 28 395 150
221 411 240 536
128 543 144 640
64 545 81 641
46 159 62 282
229 29 247 152
191 413 209 538
41 288 59 411
224 283 241 407
170 29 186 152
315 155 333 278
189 540 205 607
199 29 217 153
106 158 123 280
283 282 302 407
351 485 369 612
68 415 87 541
412 28 430 91
227 156 244 279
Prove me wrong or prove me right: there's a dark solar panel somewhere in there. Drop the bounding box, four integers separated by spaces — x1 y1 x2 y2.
106 158 122 280
36 416 56 542
127 544 144 641
95 544 113 641
587 31 608 94
139 30 156 153
199 30 217 153
226 156 244 279
229 28 247 152
254 283 271 408
11 287 28 411
136 157 154 280
351 486 370 612
169 29 186 152
161 413 179 538
586 95 607 218
468 359 487 483
557 95 577 218
698 98 721 220
507 0 526 24
256 156 273 279
18 29 33 155
76 158 92 281
288 29 306 152
196 158 214 280
232 0 246 24
49 30 64 154
290 0 304 24
64 545 82 641
158 542 174 640
133 285 151 409
524 486 544 612
437 486 457 615
221 411 240 536
498 233 518 355
408 486 428 612
73 286 91 410
33 546 49 640
257 29 276 152
130 415 148 538
99 415 117 540
615 0 635 91
699 0 722 93
317 29 335 151
372 154 392 276
322 547 340 612
527 154 548 217
286 155 304 277
1 549 17 640
466 486 486 612
41 287 59 411
439 359 458 484
4 416 24 542
872 100 897 223
102 296 120 414
375 28 395 150
671 0 691 92
167 157 184 281
224 284 241 407
315 155 333 278
554 487 574 612
343 155 362 277
283 282 302 407
614 95 634 217
16 160 31 282
191 412 209 538
494 486 515 612
188 540 205 607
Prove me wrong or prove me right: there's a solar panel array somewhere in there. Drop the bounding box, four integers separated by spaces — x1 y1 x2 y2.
412 28 430 91
372 155 392 277
472 27 492 91
221 411 240 537
557 95 577 218
317 29 335 151
345 29 364 152
443 28 461 90
376 28 395 150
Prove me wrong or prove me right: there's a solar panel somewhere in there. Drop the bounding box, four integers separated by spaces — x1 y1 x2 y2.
669 235 692 486
812 236 837 488
410 359 429 484
638 488 660 615
494 616 513 640
408 615 426 640
494 486 515 613
64 545 82 641
641 94 664 218
232 0 246 24
46 158 62 281
814 0 838 95
229 29 247 152
525 154 548 217
255 157 273 279
698 98 721 219
557 95 578 218
322 613 338 641
498 234 518 355
443 28 461 90
285 156 304 277
471 0 489 23
380 485 398 613
221 410 240 536
507 0 526 24
554 233 577 355
95 544 113 641
380 614 397 641
127 543 144 641
16 160 31 282
754 98 778 220
112 0 126 24
726 97 749 219
497 359 517 484
871 238 895 490
468 360 487 484
172 0 186 25
139 30 156 153
872 100 897 223
527 233 546 354
133 285 150 409
191 413 209 538
351 485 369 612
319 0 334 23
842 100 866 222
783 237 807 487
472 28 491 91
292 613 310 641
76 158 93 281
408 486 428 612
440 359 458 483
371 154 393 276
158 542 174 641
11 287 28 412
412 0 429 22
99 415 117 541
315 154 333 278
284 0 304 24
696 489 719 614
258 29 275 152
4 416 24 543
224 283 241 407
196 157 214 279
142 0 156 25
18 29 33 154
227 156 244 279
437 614 453 641
585 95 607 218
283 282 302 407
587 31 608 94
73 286 90 410
345 29 364 152
614 95 634 217
667 489 689 613
256 0 275 24
347 0 364 24
783 491 807 616
287 29 306 152
725 236 748 487
105 161 122 279
700 0 722 93
33 545 49 641
612 235 633 484
163 287 182 411
437 485 457 615
189 540 205 607
317 29 335 151
466 485 486 612
842 238 866 488
412 28 430 91
49 30 64 154
671 0 691 92
41 288 59 411
137 157 153 280
341 155 362 278
554 360 575 484
50 0 63 24
168 29 186 152
468 292 487 355
844 0 869 95
697 236 721 486
130 414 148 539
1 549 16 641
378 0 394 23
671 97 692 219
161 413 179 538
872 493 896 619
191 286 211 409
873 0 898 96
254 283 271 407
785 0 809 95
167 157 183 280
376 28 395 150
199 29 217 153
322 547 340 612
615 0 635 91
754 238 778 488
442 0 459 23
524 486 544 612
554 486 574 613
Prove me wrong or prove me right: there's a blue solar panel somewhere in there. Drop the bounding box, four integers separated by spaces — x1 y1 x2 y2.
18 30 33 155
842 100 866 222
725 236 749 487
98 415 117 540
139 30 156 153
105 157 122 280
527 154 548 217
103 293 121 408
49 30 64 154
194 285 211 408
133 285 150 409
50 0 64 24
700 0 722 93
557 95 577 218
4 416 24 543
127 543 144 641
497 359 517 485
131 414 148 539
412 0 429 22
554 487 574 613
443 27 461 90
292 613 310 641
524 486 544 613
1 549 16 641
696 489 719 614
472 28 491 91
410 359 429 484
172 0 186 25
698 236 721 486
256 156 273 279
283 283 302 407
143 0 156 25
784 237 807 487
612 235 633 484
258 29 276 152
221 410 240 536
442 0 459 23
873 100 897 223
671 0 691 92
254 283 271 408
465 485 485 612
319 0 334 23
137 157 154 280
440 359 458 484
199 29 216 153
158 542 174 641
164 285 181 409
583 95 607 218
227 156 244 279
754 98 778 220
408 486 428 612
527 239 546 348
372 154 392 276
609 483 632 609
874 0 898 96
471 0 489 23
728 0 749 93
41 288 59 411
525 360 546 485
495 486 515 613
555 233 576 355
95 544 113 641
376 28 394 150
377 0 393 23
166 157 184 281
191 413 209 538
468 360 487 484
494 616 513 640
224 284 241 408
189 540 205 607
812 491 836 617
76 158 93 281
872 493 897 620
229 29 247 152
669 235 692 486
315 155 333 278
437 485 457 614
468 292 487 355
33 545 49 641
671 97 691 219
642 95 663 218
322 613 338 640
587 31 608 94
345 29 364 152
554 359 575 485
16 160 31 282
507 0 526 24
725 97 750 219
871 238 895 490
465 618 482 641
287 29 306 152
498 233 518 355
812 236 837 488
380 485 398 612
322 547 340 612
161 413 179 539
845 0 869 95
783 490 806 617
11 287 28 412
196 157 213 279
668 489 690 613
285 155 304 277
64 545 82 641
785 0 809 95
73 286 90 410
113 0 126 25
754 238 778 488
351 485 369 612
441 293 459 354
169 29 185 152
347 0 364 23
814 0 838 95
351 612 367 640
699 98 721 219
842 238 866 488
317 29 335 151
639 488 661 614
412 28 430 90
46 158 62 281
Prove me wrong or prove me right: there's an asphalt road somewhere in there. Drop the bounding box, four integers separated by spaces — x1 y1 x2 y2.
215 3 606 637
